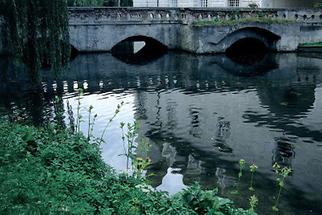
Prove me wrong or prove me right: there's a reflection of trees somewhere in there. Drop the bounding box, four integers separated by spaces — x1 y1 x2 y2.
53 95 66 129
0 87 73 128
247 84 322 141
258 85 316 117
0 90 53 126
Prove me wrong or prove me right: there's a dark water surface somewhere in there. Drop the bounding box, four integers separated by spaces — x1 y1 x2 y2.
1 52 322 214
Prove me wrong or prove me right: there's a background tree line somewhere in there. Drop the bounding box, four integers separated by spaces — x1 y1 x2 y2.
67 0 133 7
0 0 132 80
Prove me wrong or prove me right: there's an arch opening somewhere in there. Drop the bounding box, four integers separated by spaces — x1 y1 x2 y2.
226 38 269 66
111 36 167 65
223 27 281 66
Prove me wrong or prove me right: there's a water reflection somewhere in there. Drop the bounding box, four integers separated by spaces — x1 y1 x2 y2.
1 52 322 215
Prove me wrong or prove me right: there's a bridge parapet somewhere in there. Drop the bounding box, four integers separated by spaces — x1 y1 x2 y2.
68 7 322 25
68 7 182 25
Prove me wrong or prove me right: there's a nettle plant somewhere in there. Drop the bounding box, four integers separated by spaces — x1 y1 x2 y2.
249 164 258 192
272 163 292 212
228 159 292 214
120 121 151 178
231 159 246 195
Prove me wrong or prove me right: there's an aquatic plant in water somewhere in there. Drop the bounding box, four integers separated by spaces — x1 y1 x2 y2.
100 101 124 141
249 195 258 213
75 88 84 133
120 121 151 178
87 105 97 141
231 159 246 195
249 164 258 192
272 163 292 212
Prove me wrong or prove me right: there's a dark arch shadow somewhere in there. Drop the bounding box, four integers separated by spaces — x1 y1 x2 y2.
111 35 167 65
226 37 270 65
222 27 281 51
221 27 281 72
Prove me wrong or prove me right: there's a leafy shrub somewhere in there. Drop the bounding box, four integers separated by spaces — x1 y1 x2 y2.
248 3 259 8
314 3 322 8
0 122 254 214
67 0 105 6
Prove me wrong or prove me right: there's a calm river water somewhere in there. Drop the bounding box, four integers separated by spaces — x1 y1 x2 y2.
1 52 322 214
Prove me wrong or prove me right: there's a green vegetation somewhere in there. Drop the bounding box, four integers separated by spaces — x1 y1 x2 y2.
0 0 70 76
0 121 255 214
248 195 258 213
0 0 132 78
192 17 295 27
231 159 245 195
314 3 322 8
68 0 105 6
249 164 258 192
299 42 322 48
67 0 133 7
272 163 291 212
228 158 292 213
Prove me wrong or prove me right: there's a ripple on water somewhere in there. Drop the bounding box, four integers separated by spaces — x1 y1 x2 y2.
1 52 322 214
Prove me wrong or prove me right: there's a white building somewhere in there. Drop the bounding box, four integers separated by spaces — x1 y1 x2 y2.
133 0 320 8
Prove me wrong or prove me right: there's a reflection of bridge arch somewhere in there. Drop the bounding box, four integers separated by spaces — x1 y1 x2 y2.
210 53 279 76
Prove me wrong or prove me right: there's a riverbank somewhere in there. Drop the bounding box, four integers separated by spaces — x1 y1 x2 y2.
0 121 254 214
298 42 322 53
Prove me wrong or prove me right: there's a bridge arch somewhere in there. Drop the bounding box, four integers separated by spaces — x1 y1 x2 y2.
111 35 168 51
111 35 167 65
221 27 281 53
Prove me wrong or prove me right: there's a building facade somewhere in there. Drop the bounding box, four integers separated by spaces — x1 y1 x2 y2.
133 0 320 8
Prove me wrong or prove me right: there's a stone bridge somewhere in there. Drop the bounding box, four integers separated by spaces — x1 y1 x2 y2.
67 7 322 54
2 7 322 54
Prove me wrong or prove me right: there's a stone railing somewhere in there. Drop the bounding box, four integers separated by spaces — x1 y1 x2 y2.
1 7 321 26
68 7 183 25
68 7 322 25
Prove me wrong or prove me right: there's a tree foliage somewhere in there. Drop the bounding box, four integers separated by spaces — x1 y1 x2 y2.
68 0 133 7
0 0 70 76
67 0 105 6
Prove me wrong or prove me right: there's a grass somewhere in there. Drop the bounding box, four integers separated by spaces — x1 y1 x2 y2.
192 17 295 27
0 121 255 214
299 42 322 48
